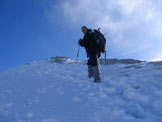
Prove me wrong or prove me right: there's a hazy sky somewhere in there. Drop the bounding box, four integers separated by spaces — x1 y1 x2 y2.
1 0 162 72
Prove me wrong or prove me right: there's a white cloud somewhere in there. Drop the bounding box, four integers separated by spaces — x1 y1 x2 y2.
151 54 162 61
48 0 162 61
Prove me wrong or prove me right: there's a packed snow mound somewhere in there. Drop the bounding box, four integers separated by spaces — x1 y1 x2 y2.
0 57 162 122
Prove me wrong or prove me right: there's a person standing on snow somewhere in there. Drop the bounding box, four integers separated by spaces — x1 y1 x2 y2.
78 26 101 83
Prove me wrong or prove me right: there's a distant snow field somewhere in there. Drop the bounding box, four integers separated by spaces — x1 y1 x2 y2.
0 57 162 122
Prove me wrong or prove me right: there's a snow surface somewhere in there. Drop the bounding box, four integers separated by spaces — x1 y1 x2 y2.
0 58 162 122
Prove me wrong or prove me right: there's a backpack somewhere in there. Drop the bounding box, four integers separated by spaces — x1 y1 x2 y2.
92 28 106 53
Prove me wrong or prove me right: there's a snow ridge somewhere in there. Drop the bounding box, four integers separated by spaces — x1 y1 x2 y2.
0 57 162 122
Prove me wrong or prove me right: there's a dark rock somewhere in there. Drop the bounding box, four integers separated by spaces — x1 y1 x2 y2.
49 56 70 63
99 58 145 65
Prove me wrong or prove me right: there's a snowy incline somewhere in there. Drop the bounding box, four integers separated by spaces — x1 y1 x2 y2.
0 57 162 122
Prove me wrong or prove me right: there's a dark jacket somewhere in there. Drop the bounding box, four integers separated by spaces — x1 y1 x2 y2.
79 29 100 57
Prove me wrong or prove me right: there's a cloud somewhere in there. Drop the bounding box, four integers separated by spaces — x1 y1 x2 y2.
47 0 162 61
151 54 162 61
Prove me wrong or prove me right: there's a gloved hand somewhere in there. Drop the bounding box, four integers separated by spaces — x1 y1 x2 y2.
78 39 82 45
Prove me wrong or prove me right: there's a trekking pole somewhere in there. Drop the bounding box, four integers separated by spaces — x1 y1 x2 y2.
76 45 80 62
105 51 107 64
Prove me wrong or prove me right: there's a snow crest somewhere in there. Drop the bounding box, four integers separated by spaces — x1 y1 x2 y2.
0 58 162 122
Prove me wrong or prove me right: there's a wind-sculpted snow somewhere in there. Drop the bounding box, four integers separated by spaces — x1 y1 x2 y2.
0 58 162 122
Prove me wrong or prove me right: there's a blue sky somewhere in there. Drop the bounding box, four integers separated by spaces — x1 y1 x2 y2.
0 0 80 72
1 0 162 72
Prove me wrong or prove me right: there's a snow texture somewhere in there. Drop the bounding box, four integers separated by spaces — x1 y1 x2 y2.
0 57 162 122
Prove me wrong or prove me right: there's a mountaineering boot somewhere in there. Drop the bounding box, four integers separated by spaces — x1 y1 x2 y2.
88 65 93 79
92 65 101 83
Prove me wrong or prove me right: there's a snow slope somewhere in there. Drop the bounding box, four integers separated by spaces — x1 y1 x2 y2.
0 57 162 122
